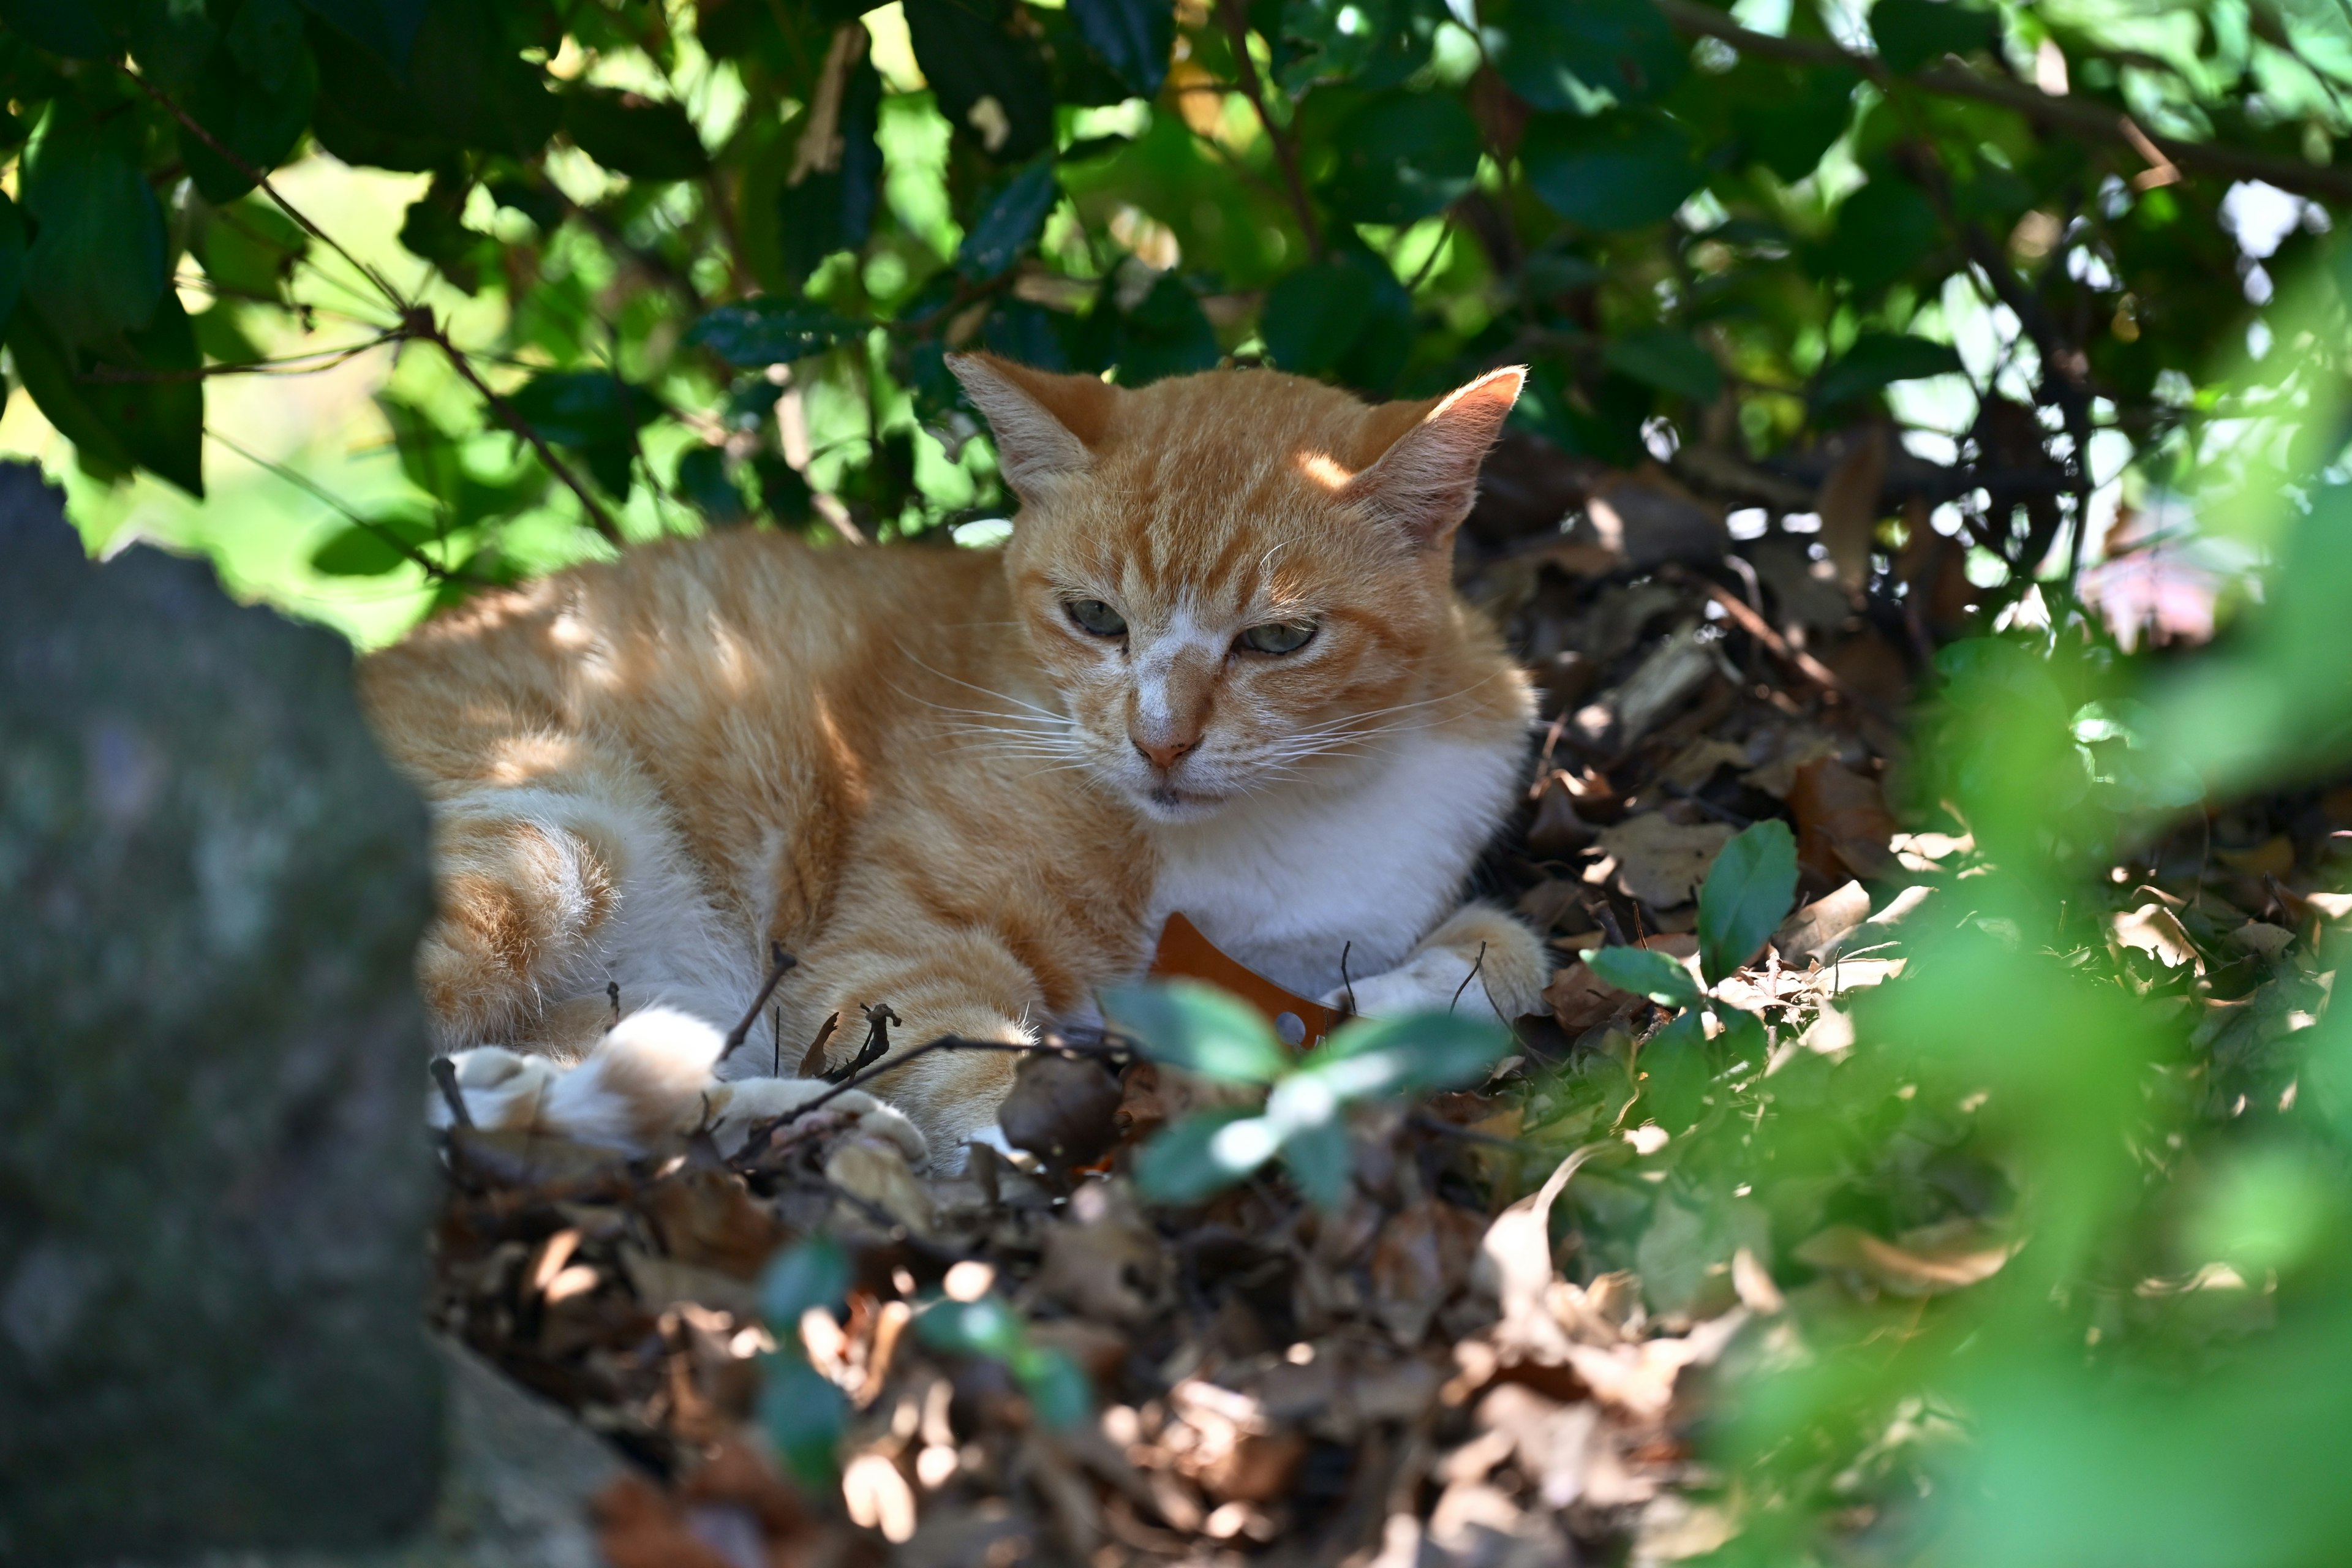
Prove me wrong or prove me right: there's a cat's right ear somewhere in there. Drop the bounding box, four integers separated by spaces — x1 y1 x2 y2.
945 353 1116 497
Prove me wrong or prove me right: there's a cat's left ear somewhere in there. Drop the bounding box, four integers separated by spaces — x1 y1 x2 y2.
1340 366 1526 549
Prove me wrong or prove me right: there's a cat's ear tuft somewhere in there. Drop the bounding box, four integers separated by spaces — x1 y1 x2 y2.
1340 366 1525 549
946 353 1117 497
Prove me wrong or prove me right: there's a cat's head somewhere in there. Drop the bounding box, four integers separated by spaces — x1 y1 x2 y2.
946 353 1524 823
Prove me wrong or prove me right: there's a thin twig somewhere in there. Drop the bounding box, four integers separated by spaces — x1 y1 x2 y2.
1215 0 1324 261
119 66 409 306
205 428 484 585
1647 0 2352 205
764 1033 1128 1133
429 1057 473 1129
77 334 403 381
720 944 799 1061
1338 940 1358 1020
1450 943 1488 1015
398 306 628 548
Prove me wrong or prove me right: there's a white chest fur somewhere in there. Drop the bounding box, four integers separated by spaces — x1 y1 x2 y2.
1144 727 1527 998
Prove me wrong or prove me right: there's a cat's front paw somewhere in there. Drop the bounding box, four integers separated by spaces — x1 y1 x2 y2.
429 1046 560 1134
707 1077 930 1170
1320 907 1553 1022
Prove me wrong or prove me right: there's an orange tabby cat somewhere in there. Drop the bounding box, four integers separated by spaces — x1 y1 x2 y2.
361 355 1550 1166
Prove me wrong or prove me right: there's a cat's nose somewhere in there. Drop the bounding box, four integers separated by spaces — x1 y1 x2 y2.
1131 732 1199 771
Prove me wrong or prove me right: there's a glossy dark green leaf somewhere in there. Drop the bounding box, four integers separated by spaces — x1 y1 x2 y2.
502 370 662 496
1488 0 1687 110
918 1294 1027 1359
757 1355 845 1488
1585 945 1703 1010
228 0 309 88
772 53 880 286
1317 91 1480 225
1133 1107 1273 1201
1303 1011 1510 1098
309 511 439 575
1069 0 1170 95
308 0 556 170
1869 0 2000 74
1261 257 1377 375
676 445 750 526
1697 818 1798 986
297 0 426 72
982 299 1074 371
1815 331 1965 409
1827 176 1942 296
124 0 220 91
1521 110 1699 230
957 156 1059 280
0 190 23 335
1605 326 1722 404
1278 1112 1353 1210
1010 1344 1093 1429
179 40 319 202
758 1235 853 1325
1732 64 1856 183
686 299 865 366
398 183 491 293
83 289 207 496
0 0 118 58
752 453 814 526
903 0 1054 162
1102 980 1289 1084
1638 1008 1711 1129
563 85 707 180
7 307 135 480
18 105 166 348
1087 271 1216 385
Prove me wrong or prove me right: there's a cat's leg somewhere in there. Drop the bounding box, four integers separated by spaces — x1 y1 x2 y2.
430 1008 924 1163
1323 902 1552 1023
759 918 1051 1165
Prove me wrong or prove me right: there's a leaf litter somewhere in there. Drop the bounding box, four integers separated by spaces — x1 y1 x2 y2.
428 454 2352 1563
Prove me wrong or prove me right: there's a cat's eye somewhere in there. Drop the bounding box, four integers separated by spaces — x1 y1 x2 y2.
1065 598 1128 638
1237 620 1316 655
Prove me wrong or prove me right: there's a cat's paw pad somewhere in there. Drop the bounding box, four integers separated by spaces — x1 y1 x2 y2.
429 1047 558 1134
707 1078 930 1170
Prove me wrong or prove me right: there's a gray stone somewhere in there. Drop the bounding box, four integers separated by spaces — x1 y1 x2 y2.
0 464 442 1562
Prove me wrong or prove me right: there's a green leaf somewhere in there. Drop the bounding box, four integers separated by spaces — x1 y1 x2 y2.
686 299 865 367
227 0 309 89
1697 819 1798 986
1638 1009 1711 1129
676 445 750 527
757 1355 845 1488
0 0 118 58
0 191 24 336
1826 177 1941 298
503 370 663 497
8 307 135 481
398 181 492 293
957 156 1059 281
1317 91 1480 226
309 512 439 576
918 1295 1027 1359
1604 326 1722 404
771 55 881 287
81 288 206 497
1278 1112 1353 1210
1261 257 1376 376
1304 1011 1510 1099
297 0 428 74
1488 0 1687 110
1102 979 1289 1083
1134 1107 1277 1202
758 1235 853 1326
194 195 308 302
1869 0 2000 74
18 104 167 348
1521 110 1699 230
563 86 709 181
1069 0 1171 96
903 0 1054 161
1011 1343 1094 1428
1082 271 1216 385
1584 946 1703 1010
1814 331 1964 410
1733 64 1856 183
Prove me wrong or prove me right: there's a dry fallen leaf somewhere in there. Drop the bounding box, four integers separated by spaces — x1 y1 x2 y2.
1789 758 1899 882
1816 423 1888 593
2114 902 2203 972
1369 1200 1489 1346
999 1052 1123 1170
1793 1219 2013 1297
1597 813 1735 908
826 1134 940 1238
1773 880 1872 965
